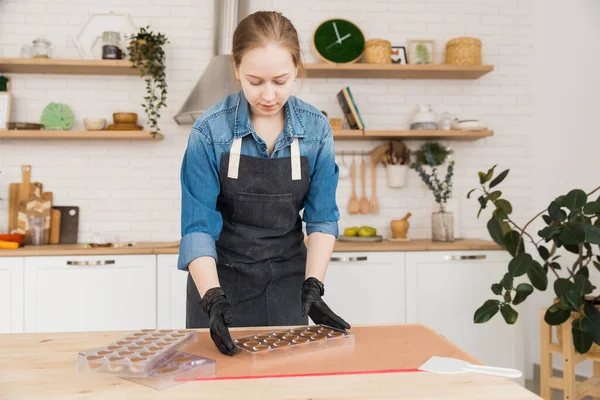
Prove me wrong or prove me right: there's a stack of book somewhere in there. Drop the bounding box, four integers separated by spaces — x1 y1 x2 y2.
336 87 365 130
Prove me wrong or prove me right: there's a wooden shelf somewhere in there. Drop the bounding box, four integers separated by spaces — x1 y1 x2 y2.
0 58 141 76
305 63 494 79
332 129 493 141
0 130 163 140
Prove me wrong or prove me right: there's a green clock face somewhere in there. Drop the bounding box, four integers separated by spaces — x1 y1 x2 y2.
313 19 365 63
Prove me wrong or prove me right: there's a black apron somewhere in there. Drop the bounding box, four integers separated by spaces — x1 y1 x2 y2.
186 136 310 328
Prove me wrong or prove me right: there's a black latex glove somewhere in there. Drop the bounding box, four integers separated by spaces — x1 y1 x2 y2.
200 287 237 356
301 277 351 331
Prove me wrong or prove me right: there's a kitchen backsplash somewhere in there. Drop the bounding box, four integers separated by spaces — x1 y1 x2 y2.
0 0 533 243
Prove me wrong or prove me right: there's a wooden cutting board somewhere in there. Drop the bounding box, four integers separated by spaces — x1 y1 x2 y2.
53 206 79 244
16 183 52 245
8 165 32 233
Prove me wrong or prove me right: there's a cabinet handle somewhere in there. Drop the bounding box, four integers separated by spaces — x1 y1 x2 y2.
67 260 116 266
443 254 486 261
330 256 368 262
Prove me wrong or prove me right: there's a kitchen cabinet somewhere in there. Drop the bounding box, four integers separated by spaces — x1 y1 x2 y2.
324 252 406 325
156 252 406 329
157 254 187 329
405 250 525 383
24 255 156 333
0 257 24 333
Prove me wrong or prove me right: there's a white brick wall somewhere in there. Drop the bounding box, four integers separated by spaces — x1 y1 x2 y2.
0 0 533 246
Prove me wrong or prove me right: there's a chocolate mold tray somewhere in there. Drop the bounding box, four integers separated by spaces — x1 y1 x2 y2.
122 352 216 390
77 329 197 377
233 324 354 361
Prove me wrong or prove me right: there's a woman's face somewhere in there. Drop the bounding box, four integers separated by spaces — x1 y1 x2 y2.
235 43 297 118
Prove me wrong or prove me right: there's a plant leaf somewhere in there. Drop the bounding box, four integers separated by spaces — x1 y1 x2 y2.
489 169 509 188
491 283 503 295
559 223 586 245
548 201 567 222
509 253 533 277
478 195 488 210
594 261 600 273
564 189 587 211
537 245 550 260
474 300 500 323
584 302 600 324
554 278 576 298
488 191 502 201
574 274 594 295
583 224 600 244
493 208 508 222
544 303 571 325
560 290 582 311
542 215 552 225
504 230 525 257
495 199 513 215
538 226 561 240
572 322 593 354
583 201 600 215
500 304 518 324
528 260 548 290
467 188 476 199
513 283 534 305
479 165 496 184
501 273 514 291
487 218 505 248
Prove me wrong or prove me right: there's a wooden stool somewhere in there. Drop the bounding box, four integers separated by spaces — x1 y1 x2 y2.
540 308 600 400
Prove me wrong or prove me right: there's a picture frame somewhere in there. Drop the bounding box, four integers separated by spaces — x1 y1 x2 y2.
0 92 11 129
407 39 437 65
391 46 408 64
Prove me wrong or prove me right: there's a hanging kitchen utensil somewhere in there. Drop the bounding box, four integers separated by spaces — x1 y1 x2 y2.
359 157 370 214
418 356 522 379
347 155 360 215
369 160 379 214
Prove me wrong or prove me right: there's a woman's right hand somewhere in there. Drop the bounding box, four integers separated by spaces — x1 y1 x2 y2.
200 287 237 356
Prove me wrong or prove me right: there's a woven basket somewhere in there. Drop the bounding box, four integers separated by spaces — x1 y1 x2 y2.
553 297 600 354
445 37 482 66
364 39 391 64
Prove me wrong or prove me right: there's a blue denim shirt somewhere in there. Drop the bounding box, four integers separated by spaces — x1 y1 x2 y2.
178 90 340 271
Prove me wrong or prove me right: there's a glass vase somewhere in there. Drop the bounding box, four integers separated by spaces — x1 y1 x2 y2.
432 210 454 242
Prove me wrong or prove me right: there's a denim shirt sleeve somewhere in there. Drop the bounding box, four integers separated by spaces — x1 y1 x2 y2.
302 123 340 238
178 127 222 271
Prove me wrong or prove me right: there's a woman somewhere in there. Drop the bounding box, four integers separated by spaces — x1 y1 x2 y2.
178 11 349 356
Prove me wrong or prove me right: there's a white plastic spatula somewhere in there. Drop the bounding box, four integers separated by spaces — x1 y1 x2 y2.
418 356 522 379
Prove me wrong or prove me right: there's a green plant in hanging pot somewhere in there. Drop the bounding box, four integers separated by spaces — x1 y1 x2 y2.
468 165 600 354
127 26 169 137
410 142 455 241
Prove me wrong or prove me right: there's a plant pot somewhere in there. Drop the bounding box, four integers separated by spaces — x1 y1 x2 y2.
386 164 408 188
432 210 454 242
553 296 600 354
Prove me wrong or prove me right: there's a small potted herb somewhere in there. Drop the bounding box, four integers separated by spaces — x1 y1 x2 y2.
127 26 169 137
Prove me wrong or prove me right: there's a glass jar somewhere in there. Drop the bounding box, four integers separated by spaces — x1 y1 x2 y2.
31 38 52 58
432 210 454 242
101 31 123 60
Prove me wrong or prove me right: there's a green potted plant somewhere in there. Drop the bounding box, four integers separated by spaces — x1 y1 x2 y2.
127 26 169 137
468 165 600 354
410 142 455 241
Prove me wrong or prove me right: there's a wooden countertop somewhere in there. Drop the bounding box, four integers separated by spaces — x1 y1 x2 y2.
0 324 538 399
0 238 500 257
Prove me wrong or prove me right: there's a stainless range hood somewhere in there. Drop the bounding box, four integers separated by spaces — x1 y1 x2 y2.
173 0 246 124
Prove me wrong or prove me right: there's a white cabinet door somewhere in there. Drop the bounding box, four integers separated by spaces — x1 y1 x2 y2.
0 257 24 333
24 255 156 333
405 250 525 381
324 252 406 325
157 255 187 329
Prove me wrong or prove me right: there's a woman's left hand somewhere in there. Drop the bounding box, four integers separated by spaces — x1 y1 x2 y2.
301 277 351 330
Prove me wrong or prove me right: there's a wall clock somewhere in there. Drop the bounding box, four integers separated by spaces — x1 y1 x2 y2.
313 19 365 64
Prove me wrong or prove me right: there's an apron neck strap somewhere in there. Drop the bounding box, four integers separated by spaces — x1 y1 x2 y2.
227 137 302 180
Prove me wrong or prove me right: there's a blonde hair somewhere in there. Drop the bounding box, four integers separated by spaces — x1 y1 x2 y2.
231 11 305 82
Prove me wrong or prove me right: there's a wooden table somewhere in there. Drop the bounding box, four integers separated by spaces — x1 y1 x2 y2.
0 324 539 399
